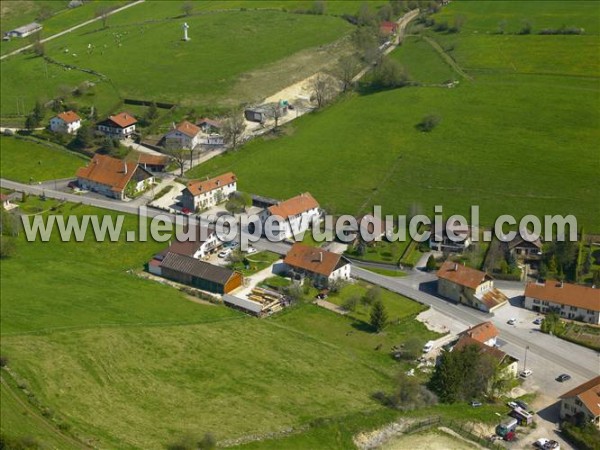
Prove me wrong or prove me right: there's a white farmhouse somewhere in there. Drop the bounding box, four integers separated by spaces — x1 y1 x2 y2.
97 112 137 139
181 172 237 212
260 192 320 240
283 243 351 287
164 120 201 150
49 110 81 134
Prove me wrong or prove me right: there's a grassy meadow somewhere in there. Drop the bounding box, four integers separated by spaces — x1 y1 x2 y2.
187 1 600 230
0 135 88 183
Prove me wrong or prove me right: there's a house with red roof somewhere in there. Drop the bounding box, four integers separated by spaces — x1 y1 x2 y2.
380 21 398 36
560 375 600 428
181 172 237 212
259 192 320 240
76 154 153 200
436 261 508 312
460 321 499 347
97 112 137 139
49 110 81 134
164 120 202 150
283 243 350 286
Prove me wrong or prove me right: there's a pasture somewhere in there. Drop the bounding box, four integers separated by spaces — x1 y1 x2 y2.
187 1 600 230
0 135 88 183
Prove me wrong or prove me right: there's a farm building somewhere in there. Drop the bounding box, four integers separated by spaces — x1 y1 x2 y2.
524 280 600 324
452 335 518 379
379 21 398 36
164 121 201 150
459 321 499 347
181 172 237 212
49 111 82 134
283 243 351 287
560 375 600 428
97 113 137 139
131 153 170 172
259 192 320 240
244 101 288 123
4 22 42 38
429 224 472 253
150 252 242 294
197 118 222 133
76 154 153 200
436 261 508 312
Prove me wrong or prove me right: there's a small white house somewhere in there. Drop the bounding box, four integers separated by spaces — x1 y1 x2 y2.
260 192 320 240
164 120 201 150
97 112 137 139
283 243 351 286
5 22 42 38
50 110 81 134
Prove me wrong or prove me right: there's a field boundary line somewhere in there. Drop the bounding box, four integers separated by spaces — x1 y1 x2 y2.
422 36 473 81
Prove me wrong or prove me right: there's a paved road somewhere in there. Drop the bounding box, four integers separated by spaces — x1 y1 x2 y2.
1 0 146 61
3 177 598 383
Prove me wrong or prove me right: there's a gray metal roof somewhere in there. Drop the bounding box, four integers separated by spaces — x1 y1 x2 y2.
160 252 236 285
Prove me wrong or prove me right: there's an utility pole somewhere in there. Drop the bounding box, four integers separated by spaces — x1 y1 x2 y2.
523 345 529 372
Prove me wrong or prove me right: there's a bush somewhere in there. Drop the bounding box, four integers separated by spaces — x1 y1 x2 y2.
416 115 441 132
0 355 8 367
562 422 600 450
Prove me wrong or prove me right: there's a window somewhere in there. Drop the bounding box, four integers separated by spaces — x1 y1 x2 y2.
587 310 595 315
570 306 577 311
533 299 540 304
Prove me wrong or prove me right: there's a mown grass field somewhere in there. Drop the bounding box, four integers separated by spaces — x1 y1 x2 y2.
188 1 600 231
0 135 88 183
1 197 437 447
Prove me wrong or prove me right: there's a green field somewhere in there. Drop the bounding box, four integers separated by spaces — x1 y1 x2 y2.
0 136 88 183
1 198 437 447
187 1 600 230
391 36 457 84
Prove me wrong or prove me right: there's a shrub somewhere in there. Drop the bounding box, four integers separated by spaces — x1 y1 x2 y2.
416 115 441 132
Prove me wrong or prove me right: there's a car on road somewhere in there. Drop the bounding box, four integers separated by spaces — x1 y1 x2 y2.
470 400 482 407
533 317 543 325
556 373 571 382
516 400 529 411
218 249 232 259
519 369 533 378
507 318 517 325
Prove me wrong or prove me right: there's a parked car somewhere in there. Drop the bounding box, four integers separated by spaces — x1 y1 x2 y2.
507 318 517 325
535 438 549 448
516 400 529 411
519 369 533 378
67 181 78 189
503 431 516 442
423 342 434 353
470 400 482 407
218 249 232 258
556 373 571 382
533 317 543 325
245 247 257 255
507 401 518 409
181 207 192 215
535 438 560 449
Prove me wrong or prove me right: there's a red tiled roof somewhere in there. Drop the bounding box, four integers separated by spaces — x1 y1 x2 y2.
560 376 600 417
135 153 169 166
268 193 319 220
525 280 600 312
380 21 398 34
76 154 145 193
0 194 8 202
453 335 508 364
437 260 491 290
107 112 137 128
176 120 201 138
186 172 236 197
461 321 498 344
283 243 346 277
479 288 509 311
56 110 81 123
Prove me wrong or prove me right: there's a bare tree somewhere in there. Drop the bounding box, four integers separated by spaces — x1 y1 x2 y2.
222 112 246 151
336 55 359 92
95 7 111 29
182 1 194 16
310 74 336 108
268 103 283 130
164 140 187 176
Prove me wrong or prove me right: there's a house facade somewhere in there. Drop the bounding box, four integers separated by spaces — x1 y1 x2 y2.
283 243 351 287
155 227 222 261
259 192 320 240
97 113 137 139
437 261 508 312
76 154 153 200
560 376 600 428
181 173 237 212
524 280 600 324
430 224 472 253
49 111 81 134
164 121 201 150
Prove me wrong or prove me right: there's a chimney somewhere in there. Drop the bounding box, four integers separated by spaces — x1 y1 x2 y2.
216 180 221 187
123 161 128 175
454 263 458 271
319 252 323 263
